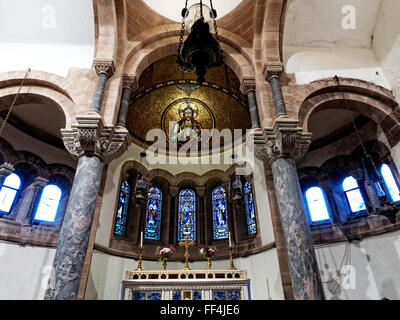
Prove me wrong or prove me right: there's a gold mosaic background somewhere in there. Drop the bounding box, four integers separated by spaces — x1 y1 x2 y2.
127 55 251 148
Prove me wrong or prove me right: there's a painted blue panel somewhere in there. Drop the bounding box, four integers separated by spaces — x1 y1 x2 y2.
213 290 226 300
147 292 162 300
172 291 182 300
132 291 146 300
193 291 202 300
227 290 241 300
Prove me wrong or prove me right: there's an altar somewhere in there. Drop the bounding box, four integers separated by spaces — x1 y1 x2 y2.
120 269 251 300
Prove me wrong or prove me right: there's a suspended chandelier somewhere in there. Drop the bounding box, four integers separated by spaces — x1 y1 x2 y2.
177 0 223 84
334 76 398 223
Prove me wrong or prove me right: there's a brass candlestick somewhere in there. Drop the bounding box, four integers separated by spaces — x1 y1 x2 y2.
136 246 144 271
229 246 236 270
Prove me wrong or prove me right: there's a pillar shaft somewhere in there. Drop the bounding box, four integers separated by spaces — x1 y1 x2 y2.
45 156 104 300
271 157 325 300
116 87 132 126
269 76 287 116
247 90 261 128
90 73 108 112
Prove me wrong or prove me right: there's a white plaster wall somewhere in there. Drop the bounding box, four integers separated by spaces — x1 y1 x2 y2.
285 47 391 89
0 240 55 299
1 121 76 168
85 247 284 300
96 141 274 247
315 229 400 300
373 0 400 103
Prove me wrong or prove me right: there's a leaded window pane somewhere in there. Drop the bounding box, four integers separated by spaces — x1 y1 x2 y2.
114 180 130 235
0 173 21 213
144 187 162 240
178 189 196 241
212 186 229 240
305 187 330 222
381 164 400 202
244 181 257 234
34 185 62 222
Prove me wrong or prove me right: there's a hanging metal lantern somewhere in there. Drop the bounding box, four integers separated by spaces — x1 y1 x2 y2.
135 151 148 204
177 0 223 84
231 175 243 204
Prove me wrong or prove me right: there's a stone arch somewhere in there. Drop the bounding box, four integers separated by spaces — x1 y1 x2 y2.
123 25 254 84
0 72 77 129
298 78 400 147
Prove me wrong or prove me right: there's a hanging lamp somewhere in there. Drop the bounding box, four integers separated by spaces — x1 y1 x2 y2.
177 0 223 84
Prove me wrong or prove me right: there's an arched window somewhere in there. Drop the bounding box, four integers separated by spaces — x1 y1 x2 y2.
33 185 62 223
178 189 196 241
212 186 228 240
243 181 257 234
342 176 366 213
114 180 130 235
0 173 21 214
305 187 330 222
380 164 400 202
144 187 162 240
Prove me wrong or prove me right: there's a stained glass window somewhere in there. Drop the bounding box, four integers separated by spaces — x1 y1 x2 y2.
342 176 366 213
114 180 130 235
212 186 229 240
178 189 196 241
244 181 257 235
0 173 21 214
144 187 162 240
380 164 400 202
305 187 330 222
33 185 62 223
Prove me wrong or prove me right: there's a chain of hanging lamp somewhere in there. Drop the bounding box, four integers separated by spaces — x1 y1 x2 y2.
0 68 31 137
334 76 398 223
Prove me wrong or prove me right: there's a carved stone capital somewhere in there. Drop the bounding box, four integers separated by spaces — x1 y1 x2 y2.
263 63 285 82
240 78 256 95
93 59 115 78
122 74 138 92
0 162 14 178
61 113 130 164
250 118 312 165
32 176 49 188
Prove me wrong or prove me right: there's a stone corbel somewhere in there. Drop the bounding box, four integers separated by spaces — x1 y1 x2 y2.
61 113 130 164
250 117 312 165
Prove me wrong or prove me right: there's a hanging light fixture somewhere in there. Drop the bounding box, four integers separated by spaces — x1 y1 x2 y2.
177 0 223 84
231 153 243 204
335 76 398 224
135 151 148 204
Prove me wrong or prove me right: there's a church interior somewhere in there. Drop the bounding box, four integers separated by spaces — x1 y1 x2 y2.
0 0 400 300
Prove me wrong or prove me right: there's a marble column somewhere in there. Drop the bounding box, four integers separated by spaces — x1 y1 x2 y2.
22 177 49 225
90 60 115 112
116 75 137 127
241 78 261 128
46 95 130 299
252 117 325 300
263 63 287 116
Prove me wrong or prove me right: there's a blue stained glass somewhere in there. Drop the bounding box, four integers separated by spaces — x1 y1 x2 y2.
228 290 241 300
342 176 366 213
114 180 130 235
193 291 202 300
144 187 162 240
244 182 257 235
381 164 400 202
305 187 330 222
33 185 62 223
212 186 229 240
0 173 21 214
147 292 161 300
178 189 196 241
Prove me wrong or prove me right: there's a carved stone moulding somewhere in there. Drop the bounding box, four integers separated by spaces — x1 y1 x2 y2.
250 117 312 165
61 113 130 164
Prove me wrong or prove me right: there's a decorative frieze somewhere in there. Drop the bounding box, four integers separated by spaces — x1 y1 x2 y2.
251 117 312 165
61 113 130 164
